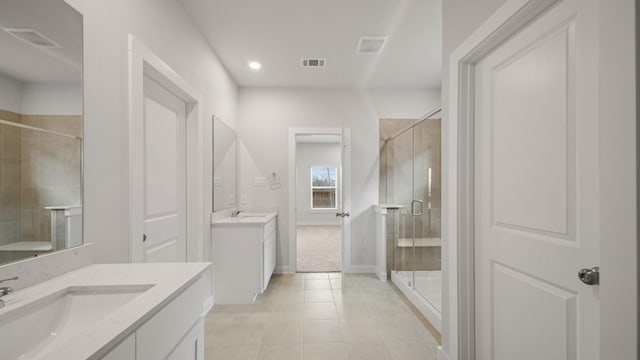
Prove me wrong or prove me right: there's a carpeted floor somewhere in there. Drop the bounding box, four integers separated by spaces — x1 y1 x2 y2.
296 225 341 272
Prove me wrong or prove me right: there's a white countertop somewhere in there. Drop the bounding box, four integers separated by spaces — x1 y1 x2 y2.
0 262 211 360
212 212 277 226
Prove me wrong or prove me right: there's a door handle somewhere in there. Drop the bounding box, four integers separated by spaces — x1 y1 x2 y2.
411 200 423 216
578 266 599 286
143 233 147 242
335 212 350 218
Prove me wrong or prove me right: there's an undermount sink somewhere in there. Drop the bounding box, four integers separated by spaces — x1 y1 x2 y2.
0 284 152 360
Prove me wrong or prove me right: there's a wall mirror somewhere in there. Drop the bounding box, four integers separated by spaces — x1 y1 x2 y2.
0 0 83 265
212 116 237 211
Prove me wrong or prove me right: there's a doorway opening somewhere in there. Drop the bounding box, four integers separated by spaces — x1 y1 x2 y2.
295 137 342 272
288 127 350 275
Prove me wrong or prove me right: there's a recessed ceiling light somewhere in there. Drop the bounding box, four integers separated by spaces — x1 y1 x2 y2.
248 61 262 70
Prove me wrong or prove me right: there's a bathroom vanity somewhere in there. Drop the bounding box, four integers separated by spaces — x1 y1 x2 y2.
0 262 212 359
212 213 277 303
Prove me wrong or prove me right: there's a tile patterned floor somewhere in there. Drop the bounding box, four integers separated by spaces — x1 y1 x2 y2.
205 273 440 360
296 226 341 272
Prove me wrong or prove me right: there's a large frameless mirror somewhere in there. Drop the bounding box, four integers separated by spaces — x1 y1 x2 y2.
212 116 237 211
0 0 83 264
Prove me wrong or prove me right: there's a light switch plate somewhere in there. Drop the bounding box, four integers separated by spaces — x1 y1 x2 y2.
254 176 266 186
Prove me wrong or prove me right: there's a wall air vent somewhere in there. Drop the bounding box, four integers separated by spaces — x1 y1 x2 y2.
300 58 326 68
355 36 387 54
3 28 61 48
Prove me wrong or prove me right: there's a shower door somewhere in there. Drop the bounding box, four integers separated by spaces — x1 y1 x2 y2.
388 114 442 314
412 120 441 313
388 128 414 285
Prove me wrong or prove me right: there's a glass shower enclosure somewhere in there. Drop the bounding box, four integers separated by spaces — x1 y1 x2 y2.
381 109 442 326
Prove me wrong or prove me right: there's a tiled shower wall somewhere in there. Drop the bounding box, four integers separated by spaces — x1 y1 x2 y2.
0 109 81 245
379 118 442 273
0 109 23 246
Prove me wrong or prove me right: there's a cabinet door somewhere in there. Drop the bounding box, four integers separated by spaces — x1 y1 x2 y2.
102 333 135 360
137 275 206 360
167 318 204 360
263 230 276 291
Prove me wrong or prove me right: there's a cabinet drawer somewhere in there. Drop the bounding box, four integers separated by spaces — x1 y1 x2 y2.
137 275 207 360
166 318 204 360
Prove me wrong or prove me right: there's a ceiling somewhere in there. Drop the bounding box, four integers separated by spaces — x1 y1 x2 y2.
0 0 82 84
179 0 442 89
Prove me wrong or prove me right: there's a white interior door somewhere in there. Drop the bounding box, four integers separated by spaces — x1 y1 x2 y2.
474 0 599 359
338 128 351 274
142 75 187 262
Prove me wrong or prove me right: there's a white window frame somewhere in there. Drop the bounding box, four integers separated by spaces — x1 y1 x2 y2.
310 166 338 211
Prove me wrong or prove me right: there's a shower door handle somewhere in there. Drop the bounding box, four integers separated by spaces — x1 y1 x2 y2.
411 200 423 216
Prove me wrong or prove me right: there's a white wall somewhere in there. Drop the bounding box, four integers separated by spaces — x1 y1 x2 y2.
0 73 23 114
65 0 238 263
21 83 82 115
295 142 341 225
0 73 82 116
237 87 440 272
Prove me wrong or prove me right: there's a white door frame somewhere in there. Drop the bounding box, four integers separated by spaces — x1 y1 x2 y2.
288 127 351 273
128 35 205 263
445 0 637 359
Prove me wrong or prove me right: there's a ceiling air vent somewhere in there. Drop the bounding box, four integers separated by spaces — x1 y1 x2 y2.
3 28 61 48
355 36 387 54
300 58 326 68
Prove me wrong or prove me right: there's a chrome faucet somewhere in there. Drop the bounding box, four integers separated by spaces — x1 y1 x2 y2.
231 210 243 218
0 276 17 309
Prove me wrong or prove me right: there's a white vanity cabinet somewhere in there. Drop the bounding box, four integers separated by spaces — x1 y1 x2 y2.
213 214 277 304
100 271 208 360
0 263 211 360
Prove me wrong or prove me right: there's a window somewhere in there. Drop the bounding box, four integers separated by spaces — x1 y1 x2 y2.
311 167 338 209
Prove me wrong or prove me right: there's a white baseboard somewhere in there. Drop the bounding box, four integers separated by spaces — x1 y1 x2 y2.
342 265 376 273
437 346 449 360
275 264 376 274
275 265 294 274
